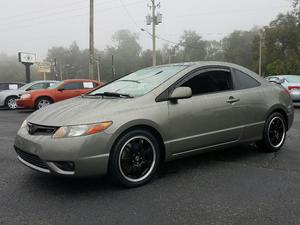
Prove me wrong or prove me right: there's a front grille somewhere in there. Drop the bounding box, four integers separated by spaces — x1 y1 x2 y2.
15 147 48 169
27 122 58 135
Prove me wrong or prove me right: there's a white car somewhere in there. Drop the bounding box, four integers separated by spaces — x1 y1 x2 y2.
0 80 58 109
267 75 300 103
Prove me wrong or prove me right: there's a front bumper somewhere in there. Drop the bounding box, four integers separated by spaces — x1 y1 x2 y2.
0 95 6 106
14 127 113 177
16 98 34 109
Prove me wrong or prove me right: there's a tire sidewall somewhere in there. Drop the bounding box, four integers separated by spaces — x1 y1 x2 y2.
109 129 160 187
262 112 287 152
35 97 52 110
5 96 17 110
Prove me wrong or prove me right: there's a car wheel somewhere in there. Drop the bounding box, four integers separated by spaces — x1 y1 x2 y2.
35 97 52 110
5 96 18 110
109 129 160 187
257 112 286 152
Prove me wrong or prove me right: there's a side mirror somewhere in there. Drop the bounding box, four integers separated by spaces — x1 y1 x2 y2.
58 88 64 92
169 87 192 101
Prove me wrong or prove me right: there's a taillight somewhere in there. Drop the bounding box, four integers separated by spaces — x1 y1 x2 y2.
288 86 300 91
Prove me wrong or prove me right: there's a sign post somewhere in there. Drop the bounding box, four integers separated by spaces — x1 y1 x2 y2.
18 52 36 83
37 62 51 80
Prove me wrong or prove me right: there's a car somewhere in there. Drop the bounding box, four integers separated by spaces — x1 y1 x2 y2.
0 80 58 109
266 75 300 102
0 82 25 92
14 62 294 187
16 79 103 110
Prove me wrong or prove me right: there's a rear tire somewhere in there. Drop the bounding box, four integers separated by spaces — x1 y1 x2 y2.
257 112 286 152
109 129 160 187
35 97 52 110
5 96 18 110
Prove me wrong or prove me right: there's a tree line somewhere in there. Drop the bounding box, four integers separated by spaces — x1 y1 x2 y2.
1 7 300 83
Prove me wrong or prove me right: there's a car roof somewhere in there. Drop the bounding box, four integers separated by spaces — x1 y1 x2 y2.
0 81 25 84
63 79 100 83
30 80 58 84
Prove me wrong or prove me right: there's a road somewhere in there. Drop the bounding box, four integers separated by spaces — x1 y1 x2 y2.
0 107 300 225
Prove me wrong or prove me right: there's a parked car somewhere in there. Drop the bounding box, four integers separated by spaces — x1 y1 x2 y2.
16 79 103 110
266 75 300 102
0 80 58 109
0 82 25 92
14 62 294 187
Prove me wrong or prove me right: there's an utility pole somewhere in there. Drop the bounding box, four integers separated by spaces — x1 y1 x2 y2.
146 0 162 66
95 56 101 81
89 0 94 79
151 0 156 66
112 55 116 80
259 34 262 76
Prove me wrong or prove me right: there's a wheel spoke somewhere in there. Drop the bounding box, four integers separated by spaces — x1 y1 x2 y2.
118 136 156 182
268 117 285 148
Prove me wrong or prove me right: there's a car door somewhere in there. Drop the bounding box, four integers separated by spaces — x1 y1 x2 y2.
56 82 83 101
165 67 244 155
230 68 266 141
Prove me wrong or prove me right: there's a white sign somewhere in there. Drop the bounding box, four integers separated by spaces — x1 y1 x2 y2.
9 84 18 90
18 52 36 63
83 82 94 89
37 62 51 73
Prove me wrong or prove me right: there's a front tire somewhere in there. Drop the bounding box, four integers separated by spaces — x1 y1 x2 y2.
35 97 52 110
5 96 18 110
109 129 160 187
257 112 286 152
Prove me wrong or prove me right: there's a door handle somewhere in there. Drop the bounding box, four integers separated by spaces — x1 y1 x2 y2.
226 96 240 104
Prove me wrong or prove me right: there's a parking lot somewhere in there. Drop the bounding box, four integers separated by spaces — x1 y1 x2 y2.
0 107 300 225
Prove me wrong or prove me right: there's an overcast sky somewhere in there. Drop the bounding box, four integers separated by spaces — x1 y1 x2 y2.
0 0 292 60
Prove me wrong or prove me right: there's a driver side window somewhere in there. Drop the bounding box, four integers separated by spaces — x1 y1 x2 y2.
181 70 233 96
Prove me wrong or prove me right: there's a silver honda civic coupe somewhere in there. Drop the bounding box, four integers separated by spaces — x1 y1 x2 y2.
14 62 294 187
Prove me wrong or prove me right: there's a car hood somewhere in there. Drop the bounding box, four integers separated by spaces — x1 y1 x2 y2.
0 89 25 96
27 96 140 126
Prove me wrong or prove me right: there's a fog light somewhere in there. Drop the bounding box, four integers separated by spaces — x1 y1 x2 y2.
53 161 74 172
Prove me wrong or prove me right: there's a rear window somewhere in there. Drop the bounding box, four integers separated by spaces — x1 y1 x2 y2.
83 82 94 89
63 82 83 90
0 83 8 90
234 69 260 89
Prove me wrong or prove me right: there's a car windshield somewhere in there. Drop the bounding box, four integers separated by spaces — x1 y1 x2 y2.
48 81 64 89
88 65 187 97
18 82 35 91
284 76 300 83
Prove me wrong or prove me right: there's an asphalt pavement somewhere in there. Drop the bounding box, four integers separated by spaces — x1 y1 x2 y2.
0 107 300 225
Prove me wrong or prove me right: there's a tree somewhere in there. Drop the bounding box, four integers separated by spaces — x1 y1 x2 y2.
222 29 259 70
263 13 300 75
111 30 142 76
178 30 207 62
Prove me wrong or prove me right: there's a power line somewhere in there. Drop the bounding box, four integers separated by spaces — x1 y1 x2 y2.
118 0 141 29
0 0 145 31
0 0 111 21
141 28 209 51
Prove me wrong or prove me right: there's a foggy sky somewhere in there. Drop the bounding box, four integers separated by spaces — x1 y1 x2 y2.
0 0 292 60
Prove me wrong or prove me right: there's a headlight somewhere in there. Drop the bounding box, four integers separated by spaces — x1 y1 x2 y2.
20 120 28 129
52 121 112 139
20 93 31 100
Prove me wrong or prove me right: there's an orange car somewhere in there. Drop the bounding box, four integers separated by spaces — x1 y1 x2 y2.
17 79 103 110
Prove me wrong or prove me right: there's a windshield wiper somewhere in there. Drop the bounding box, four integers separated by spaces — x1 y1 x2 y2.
86 92 134 98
